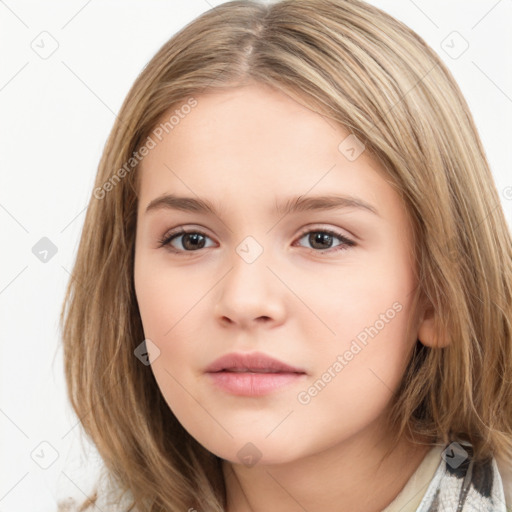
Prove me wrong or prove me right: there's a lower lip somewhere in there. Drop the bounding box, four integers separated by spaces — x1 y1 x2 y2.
206 371 306 396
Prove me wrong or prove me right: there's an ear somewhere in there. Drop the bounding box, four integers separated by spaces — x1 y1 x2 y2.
417 304 450 348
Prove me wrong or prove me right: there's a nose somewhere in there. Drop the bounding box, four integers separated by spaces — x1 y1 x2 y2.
214 248 287 330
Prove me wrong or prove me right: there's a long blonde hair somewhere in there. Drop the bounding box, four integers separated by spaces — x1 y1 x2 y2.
59 0 512 510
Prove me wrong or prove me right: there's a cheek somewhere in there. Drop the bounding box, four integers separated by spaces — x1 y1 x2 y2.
134 261 212 440
286 254 416 435
311 301 414 406
133 254 214 391
295 252 414 349
134 253 204 341
284 298 415 459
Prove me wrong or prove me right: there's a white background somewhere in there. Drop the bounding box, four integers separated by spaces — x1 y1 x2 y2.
1 0 511 510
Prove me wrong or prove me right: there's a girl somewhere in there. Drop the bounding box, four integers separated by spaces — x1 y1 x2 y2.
59 0 512 510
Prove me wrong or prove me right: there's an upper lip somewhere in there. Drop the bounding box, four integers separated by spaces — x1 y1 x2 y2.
205 352 306 374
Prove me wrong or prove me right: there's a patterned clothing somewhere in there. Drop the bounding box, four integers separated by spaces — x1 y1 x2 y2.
416 441 508 511
385 441 511 511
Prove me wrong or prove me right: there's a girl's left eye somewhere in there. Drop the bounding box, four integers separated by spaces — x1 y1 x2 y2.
294 228 356 253
157 227 356 255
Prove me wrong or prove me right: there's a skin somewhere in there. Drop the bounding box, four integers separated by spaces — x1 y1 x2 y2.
133 82 440 511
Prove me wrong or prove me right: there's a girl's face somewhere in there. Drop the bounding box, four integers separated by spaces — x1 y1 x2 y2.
134 83 424 466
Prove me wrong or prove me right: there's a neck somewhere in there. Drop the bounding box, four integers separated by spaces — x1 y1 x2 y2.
222 420 432 512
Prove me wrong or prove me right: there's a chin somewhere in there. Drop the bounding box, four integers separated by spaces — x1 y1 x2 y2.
197 434 311 469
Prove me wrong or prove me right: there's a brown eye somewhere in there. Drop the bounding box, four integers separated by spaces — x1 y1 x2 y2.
295 229 355 253
158 229 215 253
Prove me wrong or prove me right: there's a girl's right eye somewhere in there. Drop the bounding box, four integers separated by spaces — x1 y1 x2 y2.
158 228 215 254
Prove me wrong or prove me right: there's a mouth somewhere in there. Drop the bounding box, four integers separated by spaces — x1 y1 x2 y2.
205 351 307 396
217 368 291 373
205 351 306 374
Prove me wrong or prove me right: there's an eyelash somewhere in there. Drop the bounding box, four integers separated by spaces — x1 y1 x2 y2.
157 226 356 256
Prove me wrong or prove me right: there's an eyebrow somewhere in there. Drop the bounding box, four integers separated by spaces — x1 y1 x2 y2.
145 193 379 217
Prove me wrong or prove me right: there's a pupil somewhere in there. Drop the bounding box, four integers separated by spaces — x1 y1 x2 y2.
310 232 332 249
184 233 205 250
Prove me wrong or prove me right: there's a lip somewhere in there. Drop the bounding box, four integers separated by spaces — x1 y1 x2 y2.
205 351 307 396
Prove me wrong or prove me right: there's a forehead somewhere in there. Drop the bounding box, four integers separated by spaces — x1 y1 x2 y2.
143 83 344 168
137 83 397 218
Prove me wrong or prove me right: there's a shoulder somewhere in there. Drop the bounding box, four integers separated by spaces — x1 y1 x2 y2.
56 476 136 512
416 442 510 511
56 494 135 512
496 452 512 512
